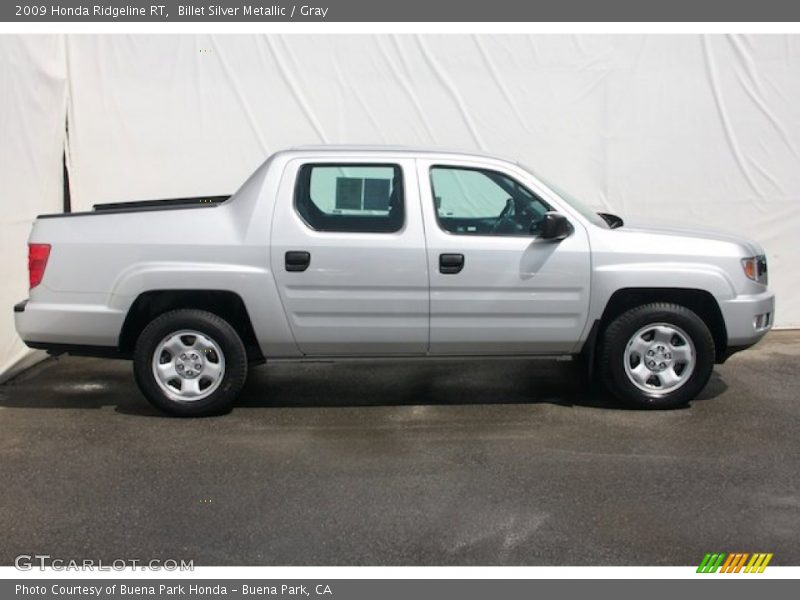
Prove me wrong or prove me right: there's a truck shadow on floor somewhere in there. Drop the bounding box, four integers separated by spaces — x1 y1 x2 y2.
0 356 728 416
233 359 728 412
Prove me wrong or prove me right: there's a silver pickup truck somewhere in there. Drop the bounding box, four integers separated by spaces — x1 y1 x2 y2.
14 146 774 416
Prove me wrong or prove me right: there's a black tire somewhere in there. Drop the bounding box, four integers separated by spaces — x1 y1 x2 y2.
133 309 248 417
598 303 715 409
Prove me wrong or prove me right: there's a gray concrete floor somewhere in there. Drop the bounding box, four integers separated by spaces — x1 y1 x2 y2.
0 331 798 566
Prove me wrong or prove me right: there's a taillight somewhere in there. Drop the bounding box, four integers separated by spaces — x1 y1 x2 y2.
28 243 51 289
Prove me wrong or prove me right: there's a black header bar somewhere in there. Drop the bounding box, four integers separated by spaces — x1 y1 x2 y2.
4 0 800 22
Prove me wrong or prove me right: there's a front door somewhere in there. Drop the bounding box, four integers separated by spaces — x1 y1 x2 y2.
417 159 591 355
271 157 429 355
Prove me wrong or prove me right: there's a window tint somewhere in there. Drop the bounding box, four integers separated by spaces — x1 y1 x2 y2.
295 164 404 233
431 166 551 236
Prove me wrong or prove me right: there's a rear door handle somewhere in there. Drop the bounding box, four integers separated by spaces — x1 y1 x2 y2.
285 251 311 272
439 253 464 274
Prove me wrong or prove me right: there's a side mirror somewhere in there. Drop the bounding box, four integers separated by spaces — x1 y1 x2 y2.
598 212 624 229
539 212 571 241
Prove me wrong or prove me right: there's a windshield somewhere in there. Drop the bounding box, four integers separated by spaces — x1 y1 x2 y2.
521 166 610 229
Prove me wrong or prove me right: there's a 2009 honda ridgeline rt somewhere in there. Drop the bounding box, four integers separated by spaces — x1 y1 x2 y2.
14 146 775 416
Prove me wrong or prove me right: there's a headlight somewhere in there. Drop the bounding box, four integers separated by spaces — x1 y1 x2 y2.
741 255 768 285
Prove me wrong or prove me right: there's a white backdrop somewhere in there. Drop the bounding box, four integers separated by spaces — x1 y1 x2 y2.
2 34 799 379
0 36 67 381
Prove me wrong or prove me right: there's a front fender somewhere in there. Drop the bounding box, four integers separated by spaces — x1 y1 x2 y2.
588 261 737 324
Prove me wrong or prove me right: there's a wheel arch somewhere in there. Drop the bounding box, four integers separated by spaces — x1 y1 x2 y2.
586 287 728 364
119 290 264 363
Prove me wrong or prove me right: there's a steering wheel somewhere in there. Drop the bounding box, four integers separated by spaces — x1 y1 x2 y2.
491 198 515 233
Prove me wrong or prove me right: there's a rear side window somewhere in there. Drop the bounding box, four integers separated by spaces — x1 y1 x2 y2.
294 164 404 233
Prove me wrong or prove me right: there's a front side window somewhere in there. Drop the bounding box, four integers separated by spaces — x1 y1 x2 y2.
430 166 551 236
295 164 404 233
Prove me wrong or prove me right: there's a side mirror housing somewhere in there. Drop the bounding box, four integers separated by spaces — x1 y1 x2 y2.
539 212 571 241
598 212 624 229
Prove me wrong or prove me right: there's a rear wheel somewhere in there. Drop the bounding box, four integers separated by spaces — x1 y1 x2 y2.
598 303 715 409
133 309 248 416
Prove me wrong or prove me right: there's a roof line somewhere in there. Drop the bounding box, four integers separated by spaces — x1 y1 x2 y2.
284 144 518 163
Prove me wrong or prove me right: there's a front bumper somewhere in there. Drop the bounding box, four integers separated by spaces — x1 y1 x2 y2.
719 289 775 347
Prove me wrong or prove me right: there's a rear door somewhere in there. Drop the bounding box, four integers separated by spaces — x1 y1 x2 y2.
270 156 429 355
417 158 592 355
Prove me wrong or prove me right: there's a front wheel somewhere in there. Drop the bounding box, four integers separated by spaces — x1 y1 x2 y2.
133 309 248 417
598 303 715 409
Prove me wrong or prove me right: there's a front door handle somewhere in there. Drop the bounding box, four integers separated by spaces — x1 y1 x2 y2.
439 253 464 274
285 251 311 272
